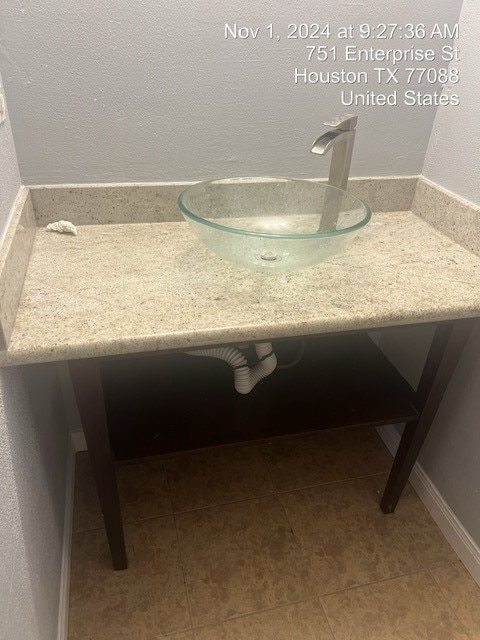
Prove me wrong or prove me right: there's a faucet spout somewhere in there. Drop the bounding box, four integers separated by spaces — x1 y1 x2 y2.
310 115 358 191
311 129 352 156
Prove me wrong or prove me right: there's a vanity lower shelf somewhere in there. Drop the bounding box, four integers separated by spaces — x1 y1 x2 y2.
101 332 419 461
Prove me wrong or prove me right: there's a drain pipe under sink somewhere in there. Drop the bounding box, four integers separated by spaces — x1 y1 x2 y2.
185 342 277 394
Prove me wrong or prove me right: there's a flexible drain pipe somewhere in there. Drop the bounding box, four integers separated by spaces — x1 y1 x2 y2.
185 343 277 394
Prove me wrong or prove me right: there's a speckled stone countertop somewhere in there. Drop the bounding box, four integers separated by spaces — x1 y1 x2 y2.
1 210 480 366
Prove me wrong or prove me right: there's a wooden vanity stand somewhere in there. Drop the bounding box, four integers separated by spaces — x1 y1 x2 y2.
68 318 474 571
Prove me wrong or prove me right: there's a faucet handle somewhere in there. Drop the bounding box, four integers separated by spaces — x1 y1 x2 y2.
324 114 358 131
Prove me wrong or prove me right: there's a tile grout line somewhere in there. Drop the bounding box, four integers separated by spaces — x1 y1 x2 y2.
163 458 195 634
318 566 478 640
178 595 321 635
317 598 338 640
319 566 445 602
172 470 388 517
276 492 326 606
75 427 391 528
425 566 475 640
257 444 282 495
174 489 276 516
73 468 390 536
258 443 324 607
256 444 317 587
168 567 447 637
276 470 388 498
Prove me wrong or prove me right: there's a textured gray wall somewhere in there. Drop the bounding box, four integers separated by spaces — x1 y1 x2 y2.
0 0 462 184
0 71 69 640
423 0 480 206
0 71 23 638
0 73 20 237
0 365 69 640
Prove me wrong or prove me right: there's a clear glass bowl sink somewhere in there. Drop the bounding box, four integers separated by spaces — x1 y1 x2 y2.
178 177 371 272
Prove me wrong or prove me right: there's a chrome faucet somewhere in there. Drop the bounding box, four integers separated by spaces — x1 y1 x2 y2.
311 115 358 231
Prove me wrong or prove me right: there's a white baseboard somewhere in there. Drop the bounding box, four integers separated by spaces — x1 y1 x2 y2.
71 429 87 452
56 443 76 640
377 425 480 586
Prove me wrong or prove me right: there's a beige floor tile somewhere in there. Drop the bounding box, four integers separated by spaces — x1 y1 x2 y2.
193 600 334 639
260 426 392 491
73 451 103 532
281 475 455 595
165 445 274 512
73 453 172 532
117 459 172 522
431 562 480 638
176 496 313 627
68 517 190 640
393 483 458 569
321 571 470 640
70 439 466 640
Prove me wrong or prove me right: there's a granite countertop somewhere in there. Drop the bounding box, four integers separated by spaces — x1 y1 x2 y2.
1 210 480 366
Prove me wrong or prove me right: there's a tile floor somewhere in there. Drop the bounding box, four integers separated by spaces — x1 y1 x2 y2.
68 426 480 639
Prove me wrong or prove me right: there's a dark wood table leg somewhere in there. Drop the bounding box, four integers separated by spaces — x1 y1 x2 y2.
69 358 127 570
380 318 475 514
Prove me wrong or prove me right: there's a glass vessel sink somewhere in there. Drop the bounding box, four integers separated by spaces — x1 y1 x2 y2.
178 177 371 272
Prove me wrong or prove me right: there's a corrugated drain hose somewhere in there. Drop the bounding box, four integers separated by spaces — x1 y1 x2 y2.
185 342 277 394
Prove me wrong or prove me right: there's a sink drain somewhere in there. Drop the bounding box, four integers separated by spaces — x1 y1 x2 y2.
259 251 279 262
